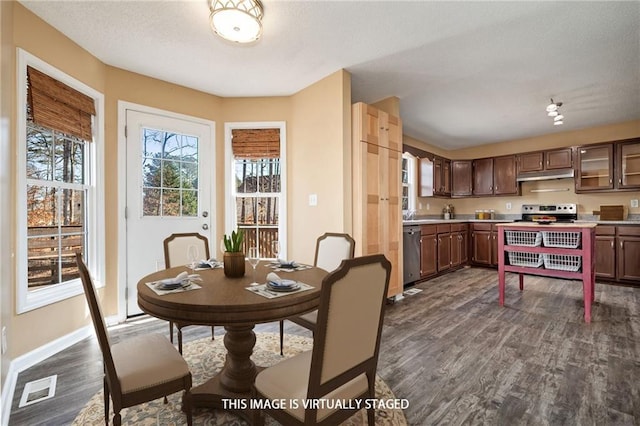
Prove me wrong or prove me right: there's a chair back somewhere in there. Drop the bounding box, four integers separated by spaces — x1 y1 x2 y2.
163 233 211 268
308 254 391 399
314 232 355 272
75 252 121 397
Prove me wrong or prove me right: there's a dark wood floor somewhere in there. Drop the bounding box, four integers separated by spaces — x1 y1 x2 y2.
9 268 640 425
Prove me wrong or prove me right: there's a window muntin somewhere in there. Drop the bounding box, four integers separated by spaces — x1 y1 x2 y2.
234 158 281 258
26 123 88 288
141 128 199 217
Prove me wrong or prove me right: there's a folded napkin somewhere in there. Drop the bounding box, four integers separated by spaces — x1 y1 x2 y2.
159 271 189 286
266 272 297 287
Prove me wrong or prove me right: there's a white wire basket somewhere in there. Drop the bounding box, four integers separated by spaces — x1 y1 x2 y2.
508 251 543 268
541 231 581 248
505 231 542 247
543 254 582 271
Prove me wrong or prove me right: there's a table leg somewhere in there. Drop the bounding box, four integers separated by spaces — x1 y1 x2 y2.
519 273 524 291
190 324 260 416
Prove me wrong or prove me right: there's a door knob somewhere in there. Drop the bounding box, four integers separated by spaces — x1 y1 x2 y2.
202 211 209 217
202 224 209 230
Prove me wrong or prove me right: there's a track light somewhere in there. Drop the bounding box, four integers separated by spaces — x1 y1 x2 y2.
546 98 564 125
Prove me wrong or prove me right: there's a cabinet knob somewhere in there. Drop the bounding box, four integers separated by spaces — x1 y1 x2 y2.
621 241 623 249
611 241 614 248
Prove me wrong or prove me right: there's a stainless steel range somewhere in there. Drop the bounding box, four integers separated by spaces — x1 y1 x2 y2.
519 203 577 223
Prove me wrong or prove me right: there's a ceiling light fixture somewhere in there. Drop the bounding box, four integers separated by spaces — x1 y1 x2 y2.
209 0 264 44
546 98 564 125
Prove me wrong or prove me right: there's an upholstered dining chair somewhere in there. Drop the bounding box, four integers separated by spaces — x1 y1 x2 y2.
163 232 215 354
76 252 193 426
253 254 391 426
279 232 355 355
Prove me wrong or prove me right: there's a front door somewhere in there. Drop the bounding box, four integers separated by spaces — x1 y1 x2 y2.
125 109 213 316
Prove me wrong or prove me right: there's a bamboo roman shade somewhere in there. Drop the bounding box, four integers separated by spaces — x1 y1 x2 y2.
232 128 280 159
27 66 95 141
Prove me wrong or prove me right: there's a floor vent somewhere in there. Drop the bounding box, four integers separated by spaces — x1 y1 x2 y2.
19 375 57 408
403 288 423 296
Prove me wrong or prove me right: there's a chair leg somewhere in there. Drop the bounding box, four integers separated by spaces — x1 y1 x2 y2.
211 326 215 340
279 320 284 356
366 373 376 426
103 378 109 426
113 412 121 426
178 327 183 354
169 321 174 343
182 390 193 426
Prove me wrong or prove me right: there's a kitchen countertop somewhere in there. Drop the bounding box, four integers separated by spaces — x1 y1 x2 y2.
495 222 598 228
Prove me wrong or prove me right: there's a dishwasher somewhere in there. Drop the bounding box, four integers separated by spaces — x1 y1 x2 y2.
403 226 421 285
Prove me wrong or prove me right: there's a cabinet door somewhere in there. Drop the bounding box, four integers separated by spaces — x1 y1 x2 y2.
473 158 494 195
472 230 492 265
433 157 443 195
460 231 469 264
618 236 640 281
437 233 451 272
419 157 434 197
595 236 616 279
353 102 380 145
450 232 461 267
452 160 472 197
576 144 614 192
617 139 640 189
493 155 518 195
491 231 500 266
519 152 544 173
546 148 573 169
442 158 451 196
420 234 437 277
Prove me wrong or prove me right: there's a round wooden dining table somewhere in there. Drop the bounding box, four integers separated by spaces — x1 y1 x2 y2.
137 261 327 414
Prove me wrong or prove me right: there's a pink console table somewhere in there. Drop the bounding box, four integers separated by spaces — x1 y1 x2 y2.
496 222 597 323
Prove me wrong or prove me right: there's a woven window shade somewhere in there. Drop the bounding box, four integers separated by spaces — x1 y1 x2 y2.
232 128 280 159
27 66 95 141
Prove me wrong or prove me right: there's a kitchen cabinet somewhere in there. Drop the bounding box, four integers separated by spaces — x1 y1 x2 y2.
420 225 437 278
451 223 469 268
437 224 451 272
473 158 493 196
493 155 518 195
617 226 640 281
575 144 614 192
471 223 502 266
352 102 403 298
452 160 473 197
518 148 573 173
617 138 640 190
595 226 616 280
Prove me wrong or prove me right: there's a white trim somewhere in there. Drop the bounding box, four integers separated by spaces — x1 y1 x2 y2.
402 152 417 213
224 122 287 259
0 314 119 425
15 48 106 313
117 101 216 319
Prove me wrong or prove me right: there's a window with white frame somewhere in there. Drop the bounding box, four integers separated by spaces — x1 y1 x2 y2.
225 124 286 260
17 49 104 313
402 152 417 214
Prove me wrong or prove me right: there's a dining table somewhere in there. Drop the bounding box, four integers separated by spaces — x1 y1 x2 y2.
137 260 327 417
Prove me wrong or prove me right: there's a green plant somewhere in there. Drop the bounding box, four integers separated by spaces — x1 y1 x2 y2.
223 229 244 253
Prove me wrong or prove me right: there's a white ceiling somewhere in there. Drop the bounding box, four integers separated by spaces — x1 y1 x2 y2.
19 0 640 150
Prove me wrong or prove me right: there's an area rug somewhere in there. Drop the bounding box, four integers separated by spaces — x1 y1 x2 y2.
72 332 407 425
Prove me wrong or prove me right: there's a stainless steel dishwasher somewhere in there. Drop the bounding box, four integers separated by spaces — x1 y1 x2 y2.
403 225 421 285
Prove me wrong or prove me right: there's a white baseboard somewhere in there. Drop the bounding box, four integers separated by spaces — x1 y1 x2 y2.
1 315 119 426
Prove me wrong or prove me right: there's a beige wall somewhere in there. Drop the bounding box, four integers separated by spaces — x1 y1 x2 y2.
2 3 351 369
409 120 640 217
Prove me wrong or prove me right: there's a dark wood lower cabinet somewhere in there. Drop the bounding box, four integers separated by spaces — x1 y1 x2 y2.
595 235 616 279
595 225 640 284
437 232 451 272
618 235 640 281
420 232 437 278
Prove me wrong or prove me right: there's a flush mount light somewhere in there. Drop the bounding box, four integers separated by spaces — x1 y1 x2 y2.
210 0 264 44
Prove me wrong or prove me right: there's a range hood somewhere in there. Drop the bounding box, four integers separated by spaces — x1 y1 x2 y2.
516 168 575 182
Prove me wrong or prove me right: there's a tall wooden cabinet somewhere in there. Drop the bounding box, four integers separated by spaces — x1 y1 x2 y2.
352 102 403 298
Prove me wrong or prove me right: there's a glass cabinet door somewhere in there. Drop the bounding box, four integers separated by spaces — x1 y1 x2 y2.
618 139 640 189
576 144 614 191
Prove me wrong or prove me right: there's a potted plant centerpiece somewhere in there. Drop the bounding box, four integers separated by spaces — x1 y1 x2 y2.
222 229 245 278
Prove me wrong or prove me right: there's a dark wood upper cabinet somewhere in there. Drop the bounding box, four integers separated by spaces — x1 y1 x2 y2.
575 144 614 192
432 156 451 196
617 138 640 190
546 147 573 169
452 160 472 197
493 155 518 195
472 158 493 196
518 152 544 173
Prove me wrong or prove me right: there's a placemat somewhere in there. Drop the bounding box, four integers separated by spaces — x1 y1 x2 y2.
245 282 313 299
145 281 202 296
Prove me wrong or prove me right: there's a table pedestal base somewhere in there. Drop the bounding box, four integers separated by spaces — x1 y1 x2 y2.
191 324 263 420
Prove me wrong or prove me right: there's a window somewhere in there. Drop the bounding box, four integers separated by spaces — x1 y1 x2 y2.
225 123 286 260
402 152 417 214
17 49 104 313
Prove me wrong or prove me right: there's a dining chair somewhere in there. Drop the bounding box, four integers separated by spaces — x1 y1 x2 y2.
76 252 193 426
253 254 391 426
279 232 355 355
163 232 215 354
